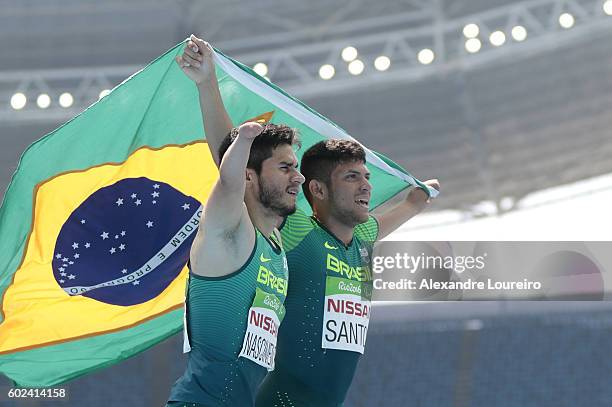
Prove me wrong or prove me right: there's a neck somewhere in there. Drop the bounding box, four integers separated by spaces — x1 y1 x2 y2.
313 208 355 245
245 196 281 237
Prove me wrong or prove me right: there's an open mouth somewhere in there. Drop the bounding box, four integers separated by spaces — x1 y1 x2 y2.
287 188 298 196
355 199 369 208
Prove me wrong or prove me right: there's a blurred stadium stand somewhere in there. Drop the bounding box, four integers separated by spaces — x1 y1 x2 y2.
347 303 612 407
2 0 612 405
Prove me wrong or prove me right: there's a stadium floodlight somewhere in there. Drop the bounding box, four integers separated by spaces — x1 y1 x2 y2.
348 59 365 75
319 64 335 80
417 48 435 65
511 25 527 41
462 23 480 38
464 319 484 331
37 94 51 109
559 12 575 28
59 92 74 108
99 89 111 99
500 197 515 211
374 56 391 71
10 93 27 110
489 31 506 46
253 62 268 77
341 46 358 62
604 0 612 15
465 38 482 53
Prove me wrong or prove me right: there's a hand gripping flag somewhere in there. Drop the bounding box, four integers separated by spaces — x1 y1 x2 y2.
0 41 431 387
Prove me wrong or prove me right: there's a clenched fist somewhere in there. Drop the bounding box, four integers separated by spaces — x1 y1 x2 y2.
407 179 440 206
238 122 264 140
175 34 216 84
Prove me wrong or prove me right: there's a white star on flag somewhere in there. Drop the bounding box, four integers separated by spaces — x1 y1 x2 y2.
59 267 65 272
131 193 137 199
135 199 142 206
80 219 86 224
56 253 62 259
60 272 66 277
146 221 154 228
119 244 126 251
101 232 109 240
116 198 124 206
120 231 126 236
85 243 91 248
151 191 160 198
109 247 116 254
68 274 75 280
74 253 80 259
133 280 140 286
153 184 160 189
72 242 78 249
121 269 128 274
182 203 190 210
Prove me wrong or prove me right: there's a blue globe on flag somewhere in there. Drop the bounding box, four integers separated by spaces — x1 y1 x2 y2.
52 177 202 306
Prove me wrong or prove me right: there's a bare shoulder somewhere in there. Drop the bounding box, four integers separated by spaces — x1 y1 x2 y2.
189 208 256 278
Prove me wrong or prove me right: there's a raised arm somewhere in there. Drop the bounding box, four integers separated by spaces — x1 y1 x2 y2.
203 122 263 234
189 122 263 278
372 179 440 240
176 34 233 167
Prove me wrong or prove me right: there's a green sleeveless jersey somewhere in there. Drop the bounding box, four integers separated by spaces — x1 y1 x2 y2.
256 210 378 407
168 228 288 407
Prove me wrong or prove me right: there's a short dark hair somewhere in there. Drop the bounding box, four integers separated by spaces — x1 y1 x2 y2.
300 139 366 205
218 123 300 174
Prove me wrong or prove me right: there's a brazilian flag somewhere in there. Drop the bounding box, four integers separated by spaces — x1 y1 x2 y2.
0 41 427 387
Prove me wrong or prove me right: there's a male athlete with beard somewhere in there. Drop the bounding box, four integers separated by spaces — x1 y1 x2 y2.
256 141 438 406
176 35 439 406
166 41 305 406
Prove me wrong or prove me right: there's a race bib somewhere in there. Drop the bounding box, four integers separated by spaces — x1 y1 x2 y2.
322 276 372 354
239 287 286 370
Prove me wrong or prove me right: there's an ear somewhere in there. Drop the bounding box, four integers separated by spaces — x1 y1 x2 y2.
309 179 327 201
245 168 256 184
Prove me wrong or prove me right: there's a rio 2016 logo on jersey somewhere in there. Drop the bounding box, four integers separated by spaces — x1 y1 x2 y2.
257 265 288 295
326 253 372 282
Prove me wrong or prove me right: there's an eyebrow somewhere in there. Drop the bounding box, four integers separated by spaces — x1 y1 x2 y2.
280 160 298 167
346 169 370 176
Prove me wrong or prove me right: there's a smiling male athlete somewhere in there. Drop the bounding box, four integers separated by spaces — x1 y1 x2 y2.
176 35 439 407
255 140 438 406
166 40 305 406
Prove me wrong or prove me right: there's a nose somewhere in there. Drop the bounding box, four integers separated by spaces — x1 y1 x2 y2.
361 178 372 193
292 168 305 185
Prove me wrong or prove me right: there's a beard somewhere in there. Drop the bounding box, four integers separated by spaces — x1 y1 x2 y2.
258 177 297 217
328 189 369 227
